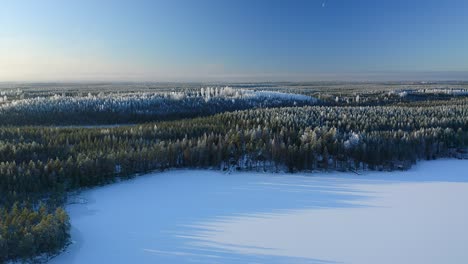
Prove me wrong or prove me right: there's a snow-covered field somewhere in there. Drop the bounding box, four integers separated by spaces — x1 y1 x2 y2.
51 159 468 264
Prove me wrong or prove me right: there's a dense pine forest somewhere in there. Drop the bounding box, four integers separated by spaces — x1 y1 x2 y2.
0 87 314 126
1 82 467 262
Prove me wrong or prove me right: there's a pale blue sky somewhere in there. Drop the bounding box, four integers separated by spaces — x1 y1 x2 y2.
1 0 468 81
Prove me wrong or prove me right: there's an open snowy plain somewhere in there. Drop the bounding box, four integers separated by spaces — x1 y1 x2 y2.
51 159 468 264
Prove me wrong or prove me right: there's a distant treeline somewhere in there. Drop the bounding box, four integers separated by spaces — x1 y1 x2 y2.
0 88 314 126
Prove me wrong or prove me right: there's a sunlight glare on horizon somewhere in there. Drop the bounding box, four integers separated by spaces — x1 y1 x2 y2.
1 0 468 81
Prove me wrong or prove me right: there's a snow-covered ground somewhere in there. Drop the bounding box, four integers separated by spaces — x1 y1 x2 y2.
50 159 468 264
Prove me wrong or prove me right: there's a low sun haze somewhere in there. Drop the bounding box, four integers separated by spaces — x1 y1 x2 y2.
1 0 468 81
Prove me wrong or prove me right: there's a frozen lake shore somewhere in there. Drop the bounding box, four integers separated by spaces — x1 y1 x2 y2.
51 159 468 264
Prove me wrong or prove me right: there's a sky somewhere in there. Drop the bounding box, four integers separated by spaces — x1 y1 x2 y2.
1 0 468 82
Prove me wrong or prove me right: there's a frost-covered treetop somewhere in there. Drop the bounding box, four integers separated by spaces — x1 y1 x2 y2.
0 87 316 112
0 87 317 125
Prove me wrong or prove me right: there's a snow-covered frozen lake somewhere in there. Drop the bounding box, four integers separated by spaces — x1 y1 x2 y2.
51 159 468 264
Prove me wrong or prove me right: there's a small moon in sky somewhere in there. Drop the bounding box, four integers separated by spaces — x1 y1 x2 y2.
322 2 326 8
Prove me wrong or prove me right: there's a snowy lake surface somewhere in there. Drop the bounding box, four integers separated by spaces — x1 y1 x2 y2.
51 159 468 264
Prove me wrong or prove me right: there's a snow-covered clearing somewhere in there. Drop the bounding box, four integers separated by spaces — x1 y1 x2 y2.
51 159 468 264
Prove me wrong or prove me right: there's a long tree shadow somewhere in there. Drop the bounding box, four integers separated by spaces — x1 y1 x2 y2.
52 159 468 264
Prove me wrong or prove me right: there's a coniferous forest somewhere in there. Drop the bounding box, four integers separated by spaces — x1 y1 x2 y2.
1 82 468 262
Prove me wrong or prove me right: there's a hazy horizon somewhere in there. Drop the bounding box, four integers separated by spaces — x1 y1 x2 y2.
1 71 468 83
1 0 468 82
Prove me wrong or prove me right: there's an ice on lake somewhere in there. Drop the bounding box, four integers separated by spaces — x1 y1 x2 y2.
51 159 468 264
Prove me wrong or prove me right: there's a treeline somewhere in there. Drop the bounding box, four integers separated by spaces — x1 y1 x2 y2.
0 203 69 263
0 88 315 126
1 102 467 201
1 100 467 262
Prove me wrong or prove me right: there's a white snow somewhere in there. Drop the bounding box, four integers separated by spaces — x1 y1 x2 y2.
244 90 315 102
0 88 316 114
50 159 468 264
